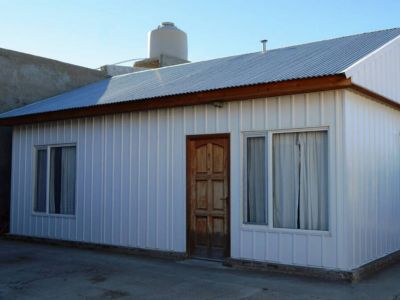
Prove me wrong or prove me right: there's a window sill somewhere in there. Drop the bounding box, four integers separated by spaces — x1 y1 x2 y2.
241 224 331 237
32 213 76 219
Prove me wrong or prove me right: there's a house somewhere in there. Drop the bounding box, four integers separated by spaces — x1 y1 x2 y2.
0 48 107 234
1 27 400 280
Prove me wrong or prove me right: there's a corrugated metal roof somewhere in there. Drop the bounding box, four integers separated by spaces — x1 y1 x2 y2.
2 28 400 119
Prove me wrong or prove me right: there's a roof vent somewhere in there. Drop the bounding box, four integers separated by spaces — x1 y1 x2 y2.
260 39 268 53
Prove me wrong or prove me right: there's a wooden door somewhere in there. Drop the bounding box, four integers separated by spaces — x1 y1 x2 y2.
187 134 230 260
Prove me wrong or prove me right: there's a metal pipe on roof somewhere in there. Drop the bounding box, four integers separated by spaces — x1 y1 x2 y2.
261 39 268 53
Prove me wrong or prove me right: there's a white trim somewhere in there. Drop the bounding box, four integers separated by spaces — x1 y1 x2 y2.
30 145 36 217
268 126 329 134
341 34 400 74
239 127 332 235
32 143 77 217
46 146 50 214
32 212 76 219
241 223 330 236
34 143 77 148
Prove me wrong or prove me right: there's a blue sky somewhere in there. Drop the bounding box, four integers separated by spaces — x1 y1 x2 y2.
0 0 399 68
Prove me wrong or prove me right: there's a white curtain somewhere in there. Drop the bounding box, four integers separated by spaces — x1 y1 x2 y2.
35 149 47 212
246 137 266 224
49 149 57 213
273 133 299 229
60 147 76 215
298 132 328 230
273 131 328 230
49 147 76 215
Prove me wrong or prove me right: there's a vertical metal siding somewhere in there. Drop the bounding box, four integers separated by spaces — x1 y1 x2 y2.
10 90 348 270
236 91 346 270
346 36 400 104
344 90 400 269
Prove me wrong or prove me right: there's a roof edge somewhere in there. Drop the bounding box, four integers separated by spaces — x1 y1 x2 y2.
0 75 351 126
342 34 400 74
349 83 400 111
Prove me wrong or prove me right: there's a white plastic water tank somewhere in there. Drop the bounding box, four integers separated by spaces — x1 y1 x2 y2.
148 22 188 61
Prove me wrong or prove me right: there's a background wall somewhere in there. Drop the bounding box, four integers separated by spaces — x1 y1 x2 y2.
0 47 106 233
0 48 107 113
344 90 400 269
10 90 350 270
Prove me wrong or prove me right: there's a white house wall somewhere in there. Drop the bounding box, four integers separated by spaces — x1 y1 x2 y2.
345 36 400 104
344 89 400 269
10 90 349 270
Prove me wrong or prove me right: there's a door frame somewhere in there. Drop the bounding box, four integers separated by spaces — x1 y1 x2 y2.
186 133 231 259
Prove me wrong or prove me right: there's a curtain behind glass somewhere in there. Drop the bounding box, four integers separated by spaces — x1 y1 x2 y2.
49 148 59 214
298 132 328 230
273 131 328 230
34 149 47 212
273 133 299 229
49 146 76 215
60 147 76 215
49 148 58 213
246 137 266 224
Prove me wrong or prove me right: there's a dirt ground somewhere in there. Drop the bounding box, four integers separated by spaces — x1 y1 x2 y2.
1 239 400 299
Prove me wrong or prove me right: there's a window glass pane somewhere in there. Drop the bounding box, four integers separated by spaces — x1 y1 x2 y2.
49 146 76 215
246 136 266 224
34 149 47 212
273 131 328 230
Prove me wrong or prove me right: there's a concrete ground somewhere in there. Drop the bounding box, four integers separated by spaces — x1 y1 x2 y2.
0 239 400 300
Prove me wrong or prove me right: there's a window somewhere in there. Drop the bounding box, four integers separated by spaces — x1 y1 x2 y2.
272 131 328 231
34 145 77 215
34 149 47 212
244 134 267 224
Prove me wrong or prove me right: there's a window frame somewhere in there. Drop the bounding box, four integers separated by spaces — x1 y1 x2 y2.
241 127 331 235
268 127 330 234
32 143 77 218
242 131 268 225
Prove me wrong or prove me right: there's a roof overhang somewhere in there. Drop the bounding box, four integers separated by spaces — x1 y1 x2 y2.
0 74 354 126
349 83 400 111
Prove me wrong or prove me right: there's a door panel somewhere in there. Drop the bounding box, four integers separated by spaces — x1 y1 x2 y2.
212 180 224 210
212 144 224 173
196 145 208 173
187 135 230 260
196 181 208 210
